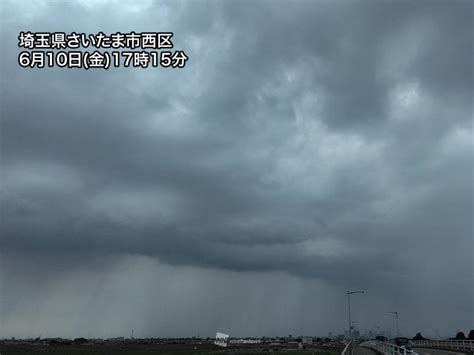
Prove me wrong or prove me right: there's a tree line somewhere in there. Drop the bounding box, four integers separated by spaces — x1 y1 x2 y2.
412 330 474 341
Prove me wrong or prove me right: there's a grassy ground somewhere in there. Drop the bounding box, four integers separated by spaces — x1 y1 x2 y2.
0 344 341 355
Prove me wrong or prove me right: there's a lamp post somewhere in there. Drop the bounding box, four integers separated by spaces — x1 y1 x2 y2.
347 290 365 340
389 311 399 336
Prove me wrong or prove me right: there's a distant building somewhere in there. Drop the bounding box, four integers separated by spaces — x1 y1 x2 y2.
229 338 261 345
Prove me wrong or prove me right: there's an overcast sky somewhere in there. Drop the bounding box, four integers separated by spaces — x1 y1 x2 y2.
0 0 473 339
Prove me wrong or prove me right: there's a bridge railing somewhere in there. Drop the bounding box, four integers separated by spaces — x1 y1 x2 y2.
361 340 418 355
413 339 474 351
341 340 354 355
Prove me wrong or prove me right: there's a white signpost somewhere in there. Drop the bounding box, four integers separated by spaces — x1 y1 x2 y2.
214 332 229 347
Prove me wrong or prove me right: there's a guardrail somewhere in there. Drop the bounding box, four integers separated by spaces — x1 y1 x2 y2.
342 340 354 355
361 340 418 355
413 339 474 351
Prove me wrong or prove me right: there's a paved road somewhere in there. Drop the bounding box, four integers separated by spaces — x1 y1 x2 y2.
354 346 380 355
414 348 467 355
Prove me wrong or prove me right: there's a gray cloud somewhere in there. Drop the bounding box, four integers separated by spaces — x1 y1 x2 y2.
1 0 472 338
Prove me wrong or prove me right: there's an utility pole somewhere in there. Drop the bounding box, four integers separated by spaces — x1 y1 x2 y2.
347 290 365 340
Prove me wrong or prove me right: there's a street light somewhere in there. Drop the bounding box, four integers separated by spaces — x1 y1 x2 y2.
389 311 399 336
347 290 365 340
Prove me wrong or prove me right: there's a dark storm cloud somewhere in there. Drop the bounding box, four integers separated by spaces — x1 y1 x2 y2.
0 0 472 336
